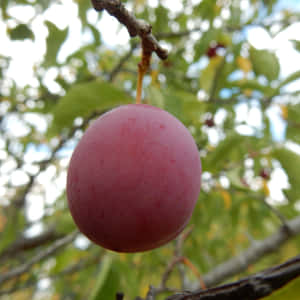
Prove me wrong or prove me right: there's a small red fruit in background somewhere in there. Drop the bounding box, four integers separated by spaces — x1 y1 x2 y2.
67 104 201 252
206 43 226 58
205 118 215 128
259 169 270 180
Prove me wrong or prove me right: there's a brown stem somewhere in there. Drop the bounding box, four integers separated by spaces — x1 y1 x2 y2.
91 0 168 60
136 47 152 104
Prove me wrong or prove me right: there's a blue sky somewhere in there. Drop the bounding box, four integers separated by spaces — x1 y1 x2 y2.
276 0 300 11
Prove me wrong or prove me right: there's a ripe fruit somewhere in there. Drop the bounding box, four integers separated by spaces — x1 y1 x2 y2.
67 104 201 252
206 43 226 58
259 169 270 180
205 118 215 128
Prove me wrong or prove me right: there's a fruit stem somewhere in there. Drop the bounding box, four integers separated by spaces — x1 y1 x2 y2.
136 47 152 104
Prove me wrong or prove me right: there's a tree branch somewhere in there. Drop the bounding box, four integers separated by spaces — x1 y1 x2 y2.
0 227 61 262
134 216 300 300
201 216 300 288
0 250 101 296
0 231 78 287
166 254 300 300
109 42 138 81
91 0 168 59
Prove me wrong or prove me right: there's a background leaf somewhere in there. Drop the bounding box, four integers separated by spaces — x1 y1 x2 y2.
44 21 69 68
49 80 133 135
249 47 280 81
273 147 300 202
9 24 34 40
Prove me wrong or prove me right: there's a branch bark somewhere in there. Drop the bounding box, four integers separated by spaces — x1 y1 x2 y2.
91 0 168 59
166 254 300 300
139 215 300 300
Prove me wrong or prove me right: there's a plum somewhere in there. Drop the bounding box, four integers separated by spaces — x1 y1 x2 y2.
67 104 201 252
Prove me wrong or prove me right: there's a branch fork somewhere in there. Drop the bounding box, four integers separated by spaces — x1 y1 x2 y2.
91 0 168 60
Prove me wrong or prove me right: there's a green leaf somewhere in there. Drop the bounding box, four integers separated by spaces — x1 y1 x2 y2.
228 4 241 27
194 29 220 60
9 24 34 40
202 134 245 172
147 86 165 109
77 0 91 26
290 39 300 52
286 103 300 144
249 47 280 81
286 125 300 144
287 103 300 121
200 56 223 94
0 0 9 19
173 90 206 123
273 147 300 202
49 80 132 135
227 167 249 191
147 86 205 125
88 24 101 46
0 210 25 253
51 246 81 274
44 21 69 68
278 70 300 89
228 79 275 95
153 5 169 33
89 254 120 300
263 0 277 14
195 0 220 23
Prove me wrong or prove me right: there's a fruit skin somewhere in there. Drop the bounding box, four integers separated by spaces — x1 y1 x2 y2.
67 104 201 253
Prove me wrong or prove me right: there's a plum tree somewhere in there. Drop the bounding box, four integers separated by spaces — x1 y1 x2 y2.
67 104 201 252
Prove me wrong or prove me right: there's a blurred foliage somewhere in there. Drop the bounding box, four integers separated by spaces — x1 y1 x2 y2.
0 0 300 299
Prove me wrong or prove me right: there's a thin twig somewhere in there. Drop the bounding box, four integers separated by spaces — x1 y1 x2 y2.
0 227 61 262
262 198 291 232
166 254 300 300
201 215 300 288
109 42 138 81
91 0 168 60
157 227 195 295
0 251 101 296
182 257 206 290
0 231 78 286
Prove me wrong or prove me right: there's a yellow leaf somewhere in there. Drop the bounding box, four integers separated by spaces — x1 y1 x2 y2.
140 285 149 298
119 253 127 262
135 0 145 7
280 104 288 120
11 290 33 300
207 223 219 240
262 180 270 196
243 88 253 97
151 69 160 87
237 56 252 74
220 189 232 210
